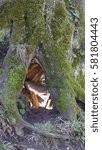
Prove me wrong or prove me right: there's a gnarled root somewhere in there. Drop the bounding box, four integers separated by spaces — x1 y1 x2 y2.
16 119 70 140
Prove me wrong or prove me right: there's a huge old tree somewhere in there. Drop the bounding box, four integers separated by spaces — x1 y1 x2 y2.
0 0 85 137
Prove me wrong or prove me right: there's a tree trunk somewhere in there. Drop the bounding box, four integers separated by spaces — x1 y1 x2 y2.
0 0 85 128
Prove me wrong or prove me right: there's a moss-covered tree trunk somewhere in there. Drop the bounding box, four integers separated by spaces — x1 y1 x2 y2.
0 0 85 127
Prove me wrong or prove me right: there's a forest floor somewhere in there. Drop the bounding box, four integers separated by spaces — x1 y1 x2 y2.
0 105 85 150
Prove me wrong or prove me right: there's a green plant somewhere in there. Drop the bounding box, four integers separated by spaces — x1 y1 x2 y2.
79 51 85 57
72 119 85 141
0 29 9 42
0 140 14 150
0 142 3 150
34 121 54 132
16 99 26 115
0 107 9 121
33 122 54 141
70 9 80 18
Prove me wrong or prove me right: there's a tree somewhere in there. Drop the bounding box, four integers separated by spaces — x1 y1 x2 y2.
0 0 85 137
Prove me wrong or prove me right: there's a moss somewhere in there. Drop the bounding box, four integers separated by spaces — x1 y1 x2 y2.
2 64 26 124
58 89 71 112
2 52 26 124
78 70 85 89
51 2 74 44
43 2 74 85
30 18 45 45
0 0 46 123
56 64 85 112
0 68 3 77
8 64 26 93
7 53 20 65
58 90 68 112
64 0 70 10
41 2 80 116
72 56 81 68
73 81 85 100
0 0 45 44
66 76 85 101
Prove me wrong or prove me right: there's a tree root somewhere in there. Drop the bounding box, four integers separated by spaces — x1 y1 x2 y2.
20 119 70 140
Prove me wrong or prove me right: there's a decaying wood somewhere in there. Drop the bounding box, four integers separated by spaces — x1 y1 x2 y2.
21 87 40 108
26 63 44 83
25 81 48 95
21 62 50 109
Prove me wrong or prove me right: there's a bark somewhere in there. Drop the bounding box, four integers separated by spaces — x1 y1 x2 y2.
0 0 85 131
0 45 34 124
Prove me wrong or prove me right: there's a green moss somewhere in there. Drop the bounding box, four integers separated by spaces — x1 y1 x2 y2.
3 94 21 124
58 89 74 112
73 81 85 100
8 64 26 93
0 68 3 77
6 54 20 66
78 70 85 89
58 89 68 112
30 18 45 45
6 53 27 88
51 2 74 44
41 2 80 116
56 65 85 112
66 76 85 101
72 56 81 68
43 2 74 88
2 64 26 124
64 0 70 10
2 53 26 124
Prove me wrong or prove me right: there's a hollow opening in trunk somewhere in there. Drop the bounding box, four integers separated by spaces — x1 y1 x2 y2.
20 61 53 110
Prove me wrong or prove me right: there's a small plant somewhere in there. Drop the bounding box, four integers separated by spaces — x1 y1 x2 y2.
72 119 85 141
0 141 4 150
0 140 14 150
16 98 26 115
0 107 9 121
34 121 54 132
68 7 80 20
79 51 85 57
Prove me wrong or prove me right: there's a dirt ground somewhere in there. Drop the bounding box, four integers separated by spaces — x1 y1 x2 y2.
0 105 85 150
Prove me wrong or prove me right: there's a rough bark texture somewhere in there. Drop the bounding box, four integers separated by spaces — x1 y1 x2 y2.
0 0 85 128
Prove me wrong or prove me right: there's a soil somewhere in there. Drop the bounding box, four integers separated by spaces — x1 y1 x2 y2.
24 107 59 124
0 104 85 150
